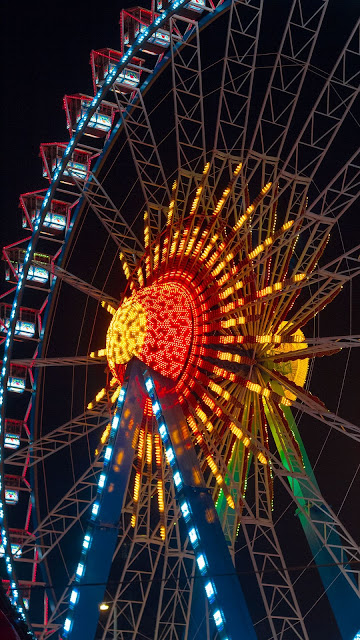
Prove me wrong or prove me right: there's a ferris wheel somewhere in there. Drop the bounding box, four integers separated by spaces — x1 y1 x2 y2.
1 0 360 638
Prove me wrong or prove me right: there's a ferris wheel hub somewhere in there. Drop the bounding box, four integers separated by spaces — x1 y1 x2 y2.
106 281 193 382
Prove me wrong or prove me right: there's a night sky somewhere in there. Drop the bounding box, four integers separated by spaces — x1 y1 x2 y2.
2 0 360 638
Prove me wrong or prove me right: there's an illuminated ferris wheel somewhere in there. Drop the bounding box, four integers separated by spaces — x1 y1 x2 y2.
1 0 360 639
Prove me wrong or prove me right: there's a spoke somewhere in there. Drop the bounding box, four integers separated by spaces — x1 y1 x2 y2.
32 260 120 307
249 243 360 337
71 172 144 265
259 364 360 444
281 17 360 179
214 0 263 154
17 460 100 563
248 0 329 160
268 336 360 363
6 407 109 468
212 152 359 299
266 148 360 278
233 243 360 322
114 89 171 232
291 401 360 446
10 355 105 367
171 17 206 173
307 147 360 222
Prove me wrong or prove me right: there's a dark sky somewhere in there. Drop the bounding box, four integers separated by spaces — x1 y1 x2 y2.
2 1 360 638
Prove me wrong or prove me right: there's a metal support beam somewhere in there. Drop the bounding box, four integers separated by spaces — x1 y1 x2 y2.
145 369 256 640
265 399 360 640
10 355 105 367
66 363 145 640
32 261 119 308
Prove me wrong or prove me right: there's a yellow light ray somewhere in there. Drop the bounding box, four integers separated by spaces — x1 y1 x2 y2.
190 185 203 215
101 302 117 316
169 230 180 258
186 414 235 507
146 432 152 467
232 182 272 234
87 378 118 410
153 242 160 270
119 252 135 292
214 219 295 281
144 211 150 249
119 252 130 279
184 226 200 257
137 266 144 287
90 348 107 358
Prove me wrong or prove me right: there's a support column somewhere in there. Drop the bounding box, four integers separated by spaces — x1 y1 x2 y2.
265 395 360 640
144 369 256 640
66 361 146 640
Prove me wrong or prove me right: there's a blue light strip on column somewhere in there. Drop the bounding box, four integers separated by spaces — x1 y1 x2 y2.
62 386 126 638
143 374 230 639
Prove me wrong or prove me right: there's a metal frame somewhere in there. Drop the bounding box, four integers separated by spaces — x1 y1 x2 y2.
1 0 359 638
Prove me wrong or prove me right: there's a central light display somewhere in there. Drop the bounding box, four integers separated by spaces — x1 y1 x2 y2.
88 159 325 542
106 282 193 381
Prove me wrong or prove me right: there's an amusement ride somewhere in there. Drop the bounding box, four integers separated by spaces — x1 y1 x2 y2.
1 0 360 638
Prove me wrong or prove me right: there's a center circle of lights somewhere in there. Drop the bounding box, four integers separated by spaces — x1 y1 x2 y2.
95 165 315 481
106 281 193 381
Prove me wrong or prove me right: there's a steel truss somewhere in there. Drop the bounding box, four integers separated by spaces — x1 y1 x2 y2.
98 469 195 640
5 407 109 469
240 459 308 640
30 260 120 308
1 0 359 638
113 89 171 234
69 172 144 267
171 16 206 173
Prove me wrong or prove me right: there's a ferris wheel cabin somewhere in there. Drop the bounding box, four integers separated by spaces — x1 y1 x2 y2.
0 529 29 558
20 191 69 235
6 364 27 394
91 49 144 94
120 7 171 55
40 143 92 183
157 0 205 17
4 419 25 450
64 94 117 137
3 248 51 286
4 475 24 505
0 304 37 339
